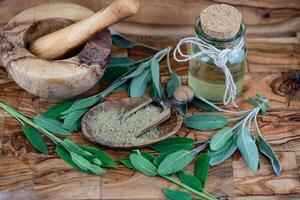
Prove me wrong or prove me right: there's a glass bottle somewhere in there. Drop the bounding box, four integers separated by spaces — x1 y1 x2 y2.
188 17 247 103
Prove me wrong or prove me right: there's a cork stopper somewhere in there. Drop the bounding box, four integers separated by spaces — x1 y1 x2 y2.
200 4 242 40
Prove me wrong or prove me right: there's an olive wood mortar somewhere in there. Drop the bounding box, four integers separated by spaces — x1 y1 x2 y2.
0 0 140 100
81 98 183 149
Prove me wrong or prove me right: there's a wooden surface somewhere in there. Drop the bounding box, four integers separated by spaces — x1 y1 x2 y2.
0 1 300 200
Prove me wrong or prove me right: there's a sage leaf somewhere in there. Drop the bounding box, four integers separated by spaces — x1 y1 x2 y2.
248 97 258 107
43 101 73 120
210 127 234 151
22 125 48 154
112 33 136 49
91 158 102 166
162 188 192 200
149 82 157 98
112 82 129 93
129 69 151 97
33 115 71 136
150 136 195 153
153 152 170 166
167 72 181 97
62 139 93 158
183 114 228 131
63 108 88 132
129 153 157 176
178 171 202 191
56 146 88 173
191 98 218 112
237 127 259 172
209 138 237 166
109 57 135 67
81 146 117 169
157 150 194 176
122 61 150 80
61 96 99 115
141 152 155 163
258 136 281 176
151 59 165 99
194 153 210 188
120 159 136 170
70 152 105 174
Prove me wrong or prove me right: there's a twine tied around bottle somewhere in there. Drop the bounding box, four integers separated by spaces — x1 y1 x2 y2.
173 36 244 107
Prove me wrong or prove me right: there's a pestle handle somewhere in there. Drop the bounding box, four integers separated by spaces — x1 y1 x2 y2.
29 0 140 60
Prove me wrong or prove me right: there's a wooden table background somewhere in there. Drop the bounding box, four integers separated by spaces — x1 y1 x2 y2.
0 0 300 199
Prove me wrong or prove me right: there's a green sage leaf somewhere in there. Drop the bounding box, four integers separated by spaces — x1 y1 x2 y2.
167 72 181 97
70 152 105 174
61 96 99 115
191 98 218 112
62 139 93 158
248 97 258 107
112 34 136 49
120 159 136 170
149 82 157 98
178 171 202 191
109 57 135 67
129 69 151 97
33 115 71 136
194 153 210 188
56 146 88 173
210 127 234 151
63 108 88 132
141 152 155 163
129 153 157 176
43 101 73 120
153 152 170 166
122 61 150 80
22 125 48 154
162 188 192 200
112 82 129 93
151 59 165 99
157 150 194 176
183 114 228 131
209 137 237 166
81 146 117 169
150 136 195 153
237 127 259 172
258 136 281 176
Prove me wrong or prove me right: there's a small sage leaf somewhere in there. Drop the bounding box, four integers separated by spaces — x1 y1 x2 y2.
129 69 151 97
120 159 136 170
183 114 228 131
153 152 170 166
22 125 48 154
191 98 218 112
63 108 88 132
129 153 157 176
141 152 155 163
162 188 192 200
178 171 202 191
81 146 117 169
237 128 259 172
43 101 73 120
122 61 150 80
56 146 88 173
210 127 234 151
112 82 129 93
157 150 194 176
33 115 71 136
248 97 258 106
151 59 165 99
62 139 93 158
150 136 195 153
112 34 136 49
167 72 181 97
209 137 238 166
109 57 135 67
70 152 105 174
258 136 281 176
194 153 210 188
61 96 99 115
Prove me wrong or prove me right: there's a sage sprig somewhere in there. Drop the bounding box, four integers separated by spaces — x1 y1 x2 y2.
121 150 217 200
0 102 116 174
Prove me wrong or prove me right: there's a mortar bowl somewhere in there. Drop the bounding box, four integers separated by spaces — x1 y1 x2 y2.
0 4 111 100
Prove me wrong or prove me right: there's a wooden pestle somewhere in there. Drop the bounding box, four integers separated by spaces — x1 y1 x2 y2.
29 0 140 60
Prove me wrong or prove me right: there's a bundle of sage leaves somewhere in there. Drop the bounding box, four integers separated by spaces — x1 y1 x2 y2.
120 149 217 200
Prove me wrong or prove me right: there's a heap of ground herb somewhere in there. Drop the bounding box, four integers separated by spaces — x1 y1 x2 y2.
89 105 162 145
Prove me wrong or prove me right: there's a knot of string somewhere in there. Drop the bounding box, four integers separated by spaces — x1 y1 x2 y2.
173 37 244 107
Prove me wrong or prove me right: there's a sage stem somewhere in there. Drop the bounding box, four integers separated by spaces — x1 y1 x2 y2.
162 175 218 200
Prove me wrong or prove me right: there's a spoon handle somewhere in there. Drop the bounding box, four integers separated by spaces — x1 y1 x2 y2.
29 0 140 59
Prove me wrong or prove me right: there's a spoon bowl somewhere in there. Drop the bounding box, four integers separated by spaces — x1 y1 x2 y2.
81 98 183 149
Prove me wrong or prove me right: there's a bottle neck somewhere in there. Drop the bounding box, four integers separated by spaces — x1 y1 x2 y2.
195 17 246 49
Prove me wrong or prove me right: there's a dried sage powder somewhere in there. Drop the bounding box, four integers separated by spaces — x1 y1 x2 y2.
89 105 162 145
